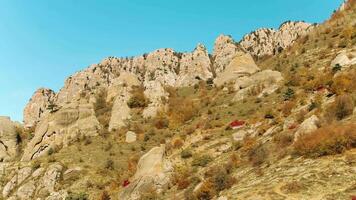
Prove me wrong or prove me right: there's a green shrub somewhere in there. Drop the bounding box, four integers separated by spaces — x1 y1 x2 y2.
181 149 193 159
192 155 212 167
65 192 88 200
283 88 295 100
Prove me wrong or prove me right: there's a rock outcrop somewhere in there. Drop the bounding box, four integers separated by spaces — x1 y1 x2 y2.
213 35 242 73
119 145 172 200
240 21 314 58
233 69 284 101
215 51 260 86
21 32 291 161
23 88 56 128
0 117 19 162
21 100 101 161
294 115 320 142
108 72 141 131
3 163 64 199
330 50 356 69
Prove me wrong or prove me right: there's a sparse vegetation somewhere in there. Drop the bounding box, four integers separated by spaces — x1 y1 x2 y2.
127 86 149 108
192 155 213 167
294 123 356 157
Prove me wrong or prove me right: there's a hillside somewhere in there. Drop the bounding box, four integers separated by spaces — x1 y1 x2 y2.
0 1 355 200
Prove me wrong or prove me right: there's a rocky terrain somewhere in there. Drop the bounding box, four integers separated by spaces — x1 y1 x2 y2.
0 0 355 199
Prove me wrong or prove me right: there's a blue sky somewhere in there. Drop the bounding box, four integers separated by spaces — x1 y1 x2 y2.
0 0 343 122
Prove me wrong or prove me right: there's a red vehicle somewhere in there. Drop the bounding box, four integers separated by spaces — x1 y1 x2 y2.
123 180 130 187
230 120 245 129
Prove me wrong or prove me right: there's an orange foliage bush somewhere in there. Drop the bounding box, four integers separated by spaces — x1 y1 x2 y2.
282 101 296 117
172 138 184 149
294 123 356 157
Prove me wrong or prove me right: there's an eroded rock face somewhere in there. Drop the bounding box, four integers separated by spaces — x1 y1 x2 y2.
119 145 172 200
24 88 56 128
0 116 19 162
330 50 356 69
213 35 242 73
108 72 141 131
240 21 314 58
233 69 284 101
177 44 213 86
21 100 101 161
215 52 260 86
2 163 65 199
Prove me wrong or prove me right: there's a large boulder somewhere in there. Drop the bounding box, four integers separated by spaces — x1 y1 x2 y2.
294 115 320 142
126 131 137 143
330 50 356 69
215 52 260 86
0 116 19 162
119 145 173 200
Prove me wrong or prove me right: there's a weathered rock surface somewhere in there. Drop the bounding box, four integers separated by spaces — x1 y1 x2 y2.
213 35 242 73
126 131 137 143
215 52 260 86
119 145 172 200
2 167 32 198
0 116 19 162
330 50 356 69
294 115 319 141
108 72 141 131
233 70 284 101
21 100 101 161
233 130 248 142
240 21 314 57
2 163 64 199
23 88 56 128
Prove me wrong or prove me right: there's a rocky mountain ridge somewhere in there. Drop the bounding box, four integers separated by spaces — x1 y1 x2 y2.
1 1 355 199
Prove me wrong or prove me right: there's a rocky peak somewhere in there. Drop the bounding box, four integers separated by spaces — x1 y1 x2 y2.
213 34 242 73
239 21 314 58
23 88 56 128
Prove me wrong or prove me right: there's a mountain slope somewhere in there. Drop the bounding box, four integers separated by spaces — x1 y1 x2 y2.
0 1 355 200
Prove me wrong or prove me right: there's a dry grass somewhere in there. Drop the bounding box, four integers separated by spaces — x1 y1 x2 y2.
281 101 296 117
294 123 356 157
331 69 356 95
325 94 354 121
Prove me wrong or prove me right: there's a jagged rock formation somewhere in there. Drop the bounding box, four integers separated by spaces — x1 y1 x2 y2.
119 145 172 200
240 21 314 58
3 163 65 199
19 32 287 161
0 117 19 162
21 100 101 161
23 88 56 128
213 35 242 73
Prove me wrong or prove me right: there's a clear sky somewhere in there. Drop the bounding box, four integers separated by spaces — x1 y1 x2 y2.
0 0 343 122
